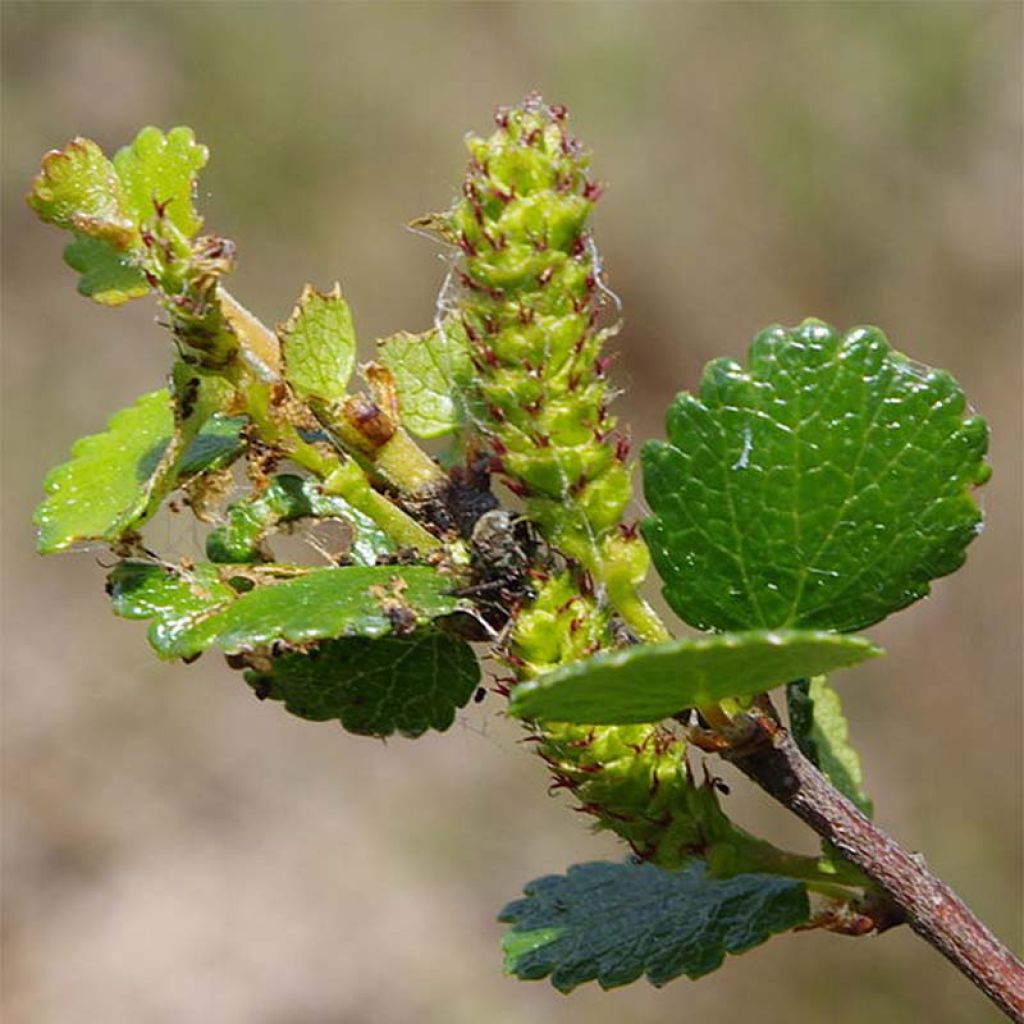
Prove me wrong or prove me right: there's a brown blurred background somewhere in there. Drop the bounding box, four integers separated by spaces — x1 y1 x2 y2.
2 3 1021 1022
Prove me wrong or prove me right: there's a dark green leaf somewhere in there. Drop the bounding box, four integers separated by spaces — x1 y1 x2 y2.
509 630 880 724
787 677 873 816
177 415 247 477
245 630 480 738
500 861 809 992
280 285 356 403
642 320 990 633
108 562 466 660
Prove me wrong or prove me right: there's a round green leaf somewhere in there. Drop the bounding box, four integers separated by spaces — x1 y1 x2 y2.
642 320 990 633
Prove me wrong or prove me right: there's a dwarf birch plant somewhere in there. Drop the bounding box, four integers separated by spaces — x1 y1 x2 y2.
27 97 1023 1019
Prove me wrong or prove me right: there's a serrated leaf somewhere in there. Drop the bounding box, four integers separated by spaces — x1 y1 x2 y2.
108 562 466 660
206 474 395 565
112 126 208 238
377 320 474 438
280 285 356 403
35 390 176 553
244 630 480 738
642 320 989 633
788 677 873 816
63 233 149 305
27 137 137 247
500 861 809 991
36 378 245 554
509 630 881 724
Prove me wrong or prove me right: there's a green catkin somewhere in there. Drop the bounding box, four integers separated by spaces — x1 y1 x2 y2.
510 573 735 869
439 95 663 641
441 98 730 870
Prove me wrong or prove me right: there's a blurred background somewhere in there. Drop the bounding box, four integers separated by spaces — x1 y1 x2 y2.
2 3 1021 1022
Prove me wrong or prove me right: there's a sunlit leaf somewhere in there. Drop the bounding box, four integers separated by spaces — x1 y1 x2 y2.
27 137 136 247
280 284 356 403
377 320 474 438
35 390 175 553
112 125 208 238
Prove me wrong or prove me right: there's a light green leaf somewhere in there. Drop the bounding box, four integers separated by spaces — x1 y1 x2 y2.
108 562 466 660
500 861 809 991
377 320 474 438
27 137 137 247
37 376 244 554
245 630 480 738
35 390 175 553
63 234 150 305
280 285 356 403
112 126 208 238
787 677 873 816
642 320 990 633
509 630 881 724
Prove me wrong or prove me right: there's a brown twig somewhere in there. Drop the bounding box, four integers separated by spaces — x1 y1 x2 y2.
721 706 1024 1022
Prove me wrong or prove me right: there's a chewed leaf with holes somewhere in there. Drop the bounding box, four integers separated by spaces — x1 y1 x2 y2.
280 285 356 403
206 474 394 565
509 630 880 724
377 320 474 438
788 677 873 816
245 630 480 738
112 126 208 238
35 390 175 553
500 861 809 992
642 320 990 633
107 562 465 660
